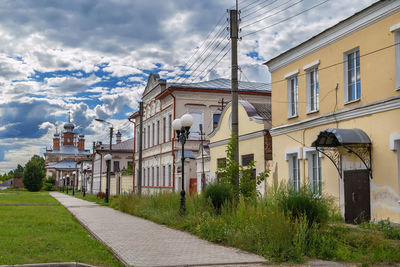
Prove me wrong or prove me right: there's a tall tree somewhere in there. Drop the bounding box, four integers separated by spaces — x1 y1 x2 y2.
23 155 45 192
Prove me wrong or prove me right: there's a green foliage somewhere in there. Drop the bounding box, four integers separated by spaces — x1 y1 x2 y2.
273 183 330 227
43 177 56 191
360 219 400 240
216 133 268 200
204 183 233 212
22 155 45 192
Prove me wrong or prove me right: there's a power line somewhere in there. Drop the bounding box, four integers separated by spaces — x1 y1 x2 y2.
242 0 330 37
241 0 303 29
241 0 265 12
241 0 279 19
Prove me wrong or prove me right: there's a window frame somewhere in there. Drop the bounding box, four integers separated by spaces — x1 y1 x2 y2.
305 64 319 114
289 154 300 191
390 23 400 90
286 74 299 118
344 47 361 104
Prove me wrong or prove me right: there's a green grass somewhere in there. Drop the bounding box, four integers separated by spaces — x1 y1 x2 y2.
62 190 113 206
0 190 123 266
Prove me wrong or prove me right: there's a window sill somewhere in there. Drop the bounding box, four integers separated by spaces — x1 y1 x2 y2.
344 98 360 105
287 114 298 120
306 109 319 115
396 86 400 91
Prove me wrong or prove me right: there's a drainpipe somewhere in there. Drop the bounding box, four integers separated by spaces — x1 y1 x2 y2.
129 117 136 192
171 91 176 192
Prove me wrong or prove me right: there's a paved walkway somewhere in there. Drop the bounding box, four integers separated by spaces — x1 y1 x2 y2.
50 192 267 267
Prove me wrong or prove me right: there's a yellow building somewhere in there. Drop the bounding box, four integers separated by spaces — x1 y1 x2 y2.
265 0 400 223
209 100 272 195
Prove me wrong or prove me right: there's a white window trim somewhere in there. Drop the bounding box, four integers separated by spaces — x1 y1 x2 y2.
303 60 320 71
287 76 299 119
285 147 302 161
389 133 400 204
391 23 400 91
305 66 319 114
304 148 322 195
344 47 361 104
284 69 299 79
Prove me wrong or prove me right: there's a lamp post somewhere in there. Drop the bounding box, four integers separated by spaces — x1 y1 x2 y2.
63 178 65 192
66 176 70 194
83 167 87 197
72 171 76 195
104 153 112 203
172 114 194 215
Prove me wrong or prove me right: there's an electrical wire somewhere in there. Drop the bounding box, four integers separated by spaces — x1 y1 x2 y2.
241 0 279 19
242 0 330 37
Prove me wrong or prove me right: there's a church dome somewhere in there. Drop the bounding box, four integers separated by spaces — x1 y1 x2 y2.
64 122 75 132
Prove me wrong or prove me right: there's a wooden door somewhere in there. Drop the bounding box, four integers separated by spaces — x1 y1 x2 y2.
189 178 197 196
344 169 371 224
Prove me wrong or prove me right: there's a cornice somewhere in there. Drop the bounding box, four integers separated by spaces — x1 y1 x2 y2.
270 96 400 136
265 1 400 72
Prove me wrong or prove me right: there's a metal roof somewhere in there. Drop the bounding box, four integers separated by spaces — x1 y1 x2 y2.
97 138 134 152
312 128 371 147
167 78 270 92
46 160 77 170
240 100 271 121
46 145 91 155
178 150 195 159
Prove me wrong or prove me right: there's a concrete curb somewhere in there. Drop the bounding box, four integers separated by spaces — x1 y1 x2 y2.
1 262 97 267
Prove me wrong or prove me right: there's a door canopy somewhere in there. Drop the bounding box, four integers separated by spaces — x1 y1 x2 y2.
312 128 372 178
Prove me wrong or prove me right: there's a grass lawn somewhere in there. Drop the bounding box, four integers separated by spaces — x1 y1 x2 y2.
62 190 112 206
0 190 123 267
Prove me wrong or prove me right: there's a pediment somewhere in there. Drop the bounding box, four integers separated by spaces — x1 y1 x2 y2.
143 73 165 97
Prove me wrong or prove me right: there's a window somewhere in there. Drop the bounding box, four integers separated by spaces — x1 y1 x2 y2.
143 168 146 186
151 167 154 186
188 111 204 139
152 123 155 147
147 126 150 147
242 154 256 179
143 128 146 149
213 113 221 129
168 165 172 187
287 76 298 118
310 153 322 195
156 166 159 186
391 24 400 90
157 120 160 145
162 165 166 186
168 114 172 141
113 161 120 172
345 48 361 102
163 117 166 143
306 68 319 113
147 167 150 186
289 154 300 191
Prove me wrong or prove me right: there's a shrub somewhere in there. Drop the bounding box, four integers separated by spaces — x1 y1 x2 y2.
43 177 55 191
274 184 330 227
22 155 45 192
204 183 233 212
360 219 400 240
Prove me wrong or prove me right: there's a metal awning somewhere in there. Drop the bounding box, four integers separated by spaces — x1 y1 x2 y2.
312 128 372 178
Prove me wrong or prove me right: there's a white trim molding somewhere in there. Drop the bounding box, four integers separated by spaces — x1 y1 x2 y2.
285 147 303 161
284 69 299 79
303 147 323 158
270 96 400 136
390 23 400 32
265 1 400 72
390 133 400 150
303 60 320 71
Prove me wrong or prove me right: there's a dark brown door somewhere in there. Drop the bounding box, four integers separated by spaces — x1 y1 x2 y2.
344 169 371 224
189 178 197 196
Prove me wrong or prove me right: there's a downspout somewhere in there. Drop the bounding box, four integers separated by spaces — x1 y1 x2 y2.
129 117 136 192
171 92 176 192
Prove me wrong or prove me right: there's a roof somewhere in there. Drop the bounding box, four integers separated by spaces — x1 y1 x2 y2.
167 78 270 92
312 128 371 147
46 160 77 170
97 138 134 152
178 150 195 159
240 100 271 121
45 145 91 155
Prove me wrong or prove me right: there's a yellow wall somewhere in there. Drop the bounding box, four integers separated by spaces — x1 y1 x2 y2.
210 103 267 190
268 8 400 222
271 11 399 128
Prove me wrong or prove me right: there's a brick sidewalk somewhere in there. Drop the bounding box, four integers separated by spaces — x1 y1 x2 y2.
50 192 267 267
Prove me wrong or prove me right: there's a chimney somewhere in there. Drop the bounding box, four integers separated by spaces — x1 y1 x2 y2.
116 130 122 144
78 133 85 151
53 133 60 150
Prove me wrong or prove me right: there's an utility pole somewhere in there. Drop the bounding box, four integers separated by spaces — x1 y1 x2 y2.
230 2 239 188
199 124 206 193
106 126 113 202
138 101 143 195
91 141 95 194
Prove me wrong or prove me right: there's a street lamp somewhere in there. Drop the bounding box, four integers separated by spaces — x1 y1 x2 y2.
104 153 112 203
172 113 194 215
66 175 70 194
72 171 76 195
83 166 87 197
63 178 65 192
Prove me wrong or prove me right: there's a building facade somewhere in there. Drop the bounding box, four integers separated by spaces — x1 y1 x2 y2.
209 100 272 195
265 0 400 223
44 114 91 187
130 73 270 195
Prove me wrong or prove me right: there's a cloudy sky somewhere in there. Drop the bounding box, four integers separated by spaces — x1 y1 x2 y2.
0 0 377 173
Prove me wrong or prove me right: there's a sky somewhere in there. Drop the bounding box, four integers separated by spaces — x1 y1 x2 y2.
0 0 377 173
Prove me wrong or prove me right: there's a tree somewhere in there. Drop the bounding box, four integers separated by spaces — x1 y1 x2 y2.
23 155 45 192
14 164 24 178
